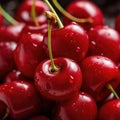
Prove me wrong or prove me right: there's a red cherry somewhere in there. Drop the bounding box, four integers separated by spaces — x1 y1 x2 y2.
98 99 120 120
62 1 104 31
0 41 17 78
0 23 25 42
115 13 120 33
35 57 82 101
54 92 97 120
0 81 42 119
80 55 120 102
43 22 89 64
87 25 120 63
14 0 49 25
14 30 48 78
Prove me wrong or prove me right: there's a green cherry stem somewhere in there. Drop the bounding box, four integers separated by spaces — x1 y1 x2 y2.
107 84 119 99
43 0 63 28
31 0 39 26
0 5 18 25
46 11 59 72
52 0 93 23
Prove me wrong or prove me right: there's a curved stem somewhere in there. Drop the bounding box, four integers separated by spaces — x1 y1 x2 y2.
107 84 119 99
31 0 39 26
0 5 18 25
52 0 93 23
46 12 58 71
43 0 63 28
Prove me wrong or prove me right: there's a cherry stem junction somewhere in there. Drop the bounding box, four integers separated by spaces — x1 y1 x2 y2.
43 0 63 28
0 5 18 25
107 84 119 99
52 0 93 23
31 0 39 26
46 11 58 72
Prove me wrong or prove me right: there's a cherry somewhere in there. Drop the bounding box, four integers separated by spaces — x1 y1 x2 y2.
4 69 27 83
35 57 82 101
87 25 120 63
53 92 97 120
115 13 120 33
62 1 104 31
14 0 49 26
14 29 48 78
43 22 89 64
0 81 42 119
98 99 120 120
80 55 120 102
0 41 17 78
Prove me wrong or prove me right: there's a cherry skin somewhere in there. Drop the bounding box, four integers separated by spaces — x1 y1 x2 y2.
62 1 104 31
0 23 25 42
14 30 48 78
98 99 120 120
0 41 17 78
87 25 120 63
0 81 42 120
3 69 27 83
43 22 89 64
34 57 82 101
53 92 97 120
80 55 120 102
115 13 120 33
14 0 49 26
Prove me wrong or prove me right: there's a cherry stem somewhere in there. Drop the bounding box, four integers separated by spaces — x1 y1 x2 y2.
43 0 63 28
107 84 119 99
46 11 58 72
0 5 18 25
1 108 9 120
52 0 93 23
31 0 39 26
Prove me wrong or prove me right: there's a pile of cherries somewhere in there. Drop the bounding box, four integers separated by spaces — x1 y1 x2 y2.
0 0 120 120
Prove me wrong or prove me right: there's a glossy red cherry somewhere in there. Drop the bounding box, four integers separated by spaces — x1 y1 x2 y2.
0 81 42 120
98 99 120 120
87 25 120 63
43 22 89 64
115 13 120 33
0 23 25 42
35 57 82 101
14 0 49 26
62 1 104 31
0 41 17 78
54 92 97 120
80 55 120 102
14 30 48 78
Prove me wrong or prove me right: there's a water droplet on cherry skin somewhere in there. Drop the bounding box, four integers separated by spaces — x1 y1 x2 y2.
75 46 81 53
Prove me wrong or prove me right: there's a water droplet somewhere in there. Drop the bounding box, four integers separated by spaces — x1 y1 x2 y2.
91 41 96 45
69 75 74 84
76 46 80 53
